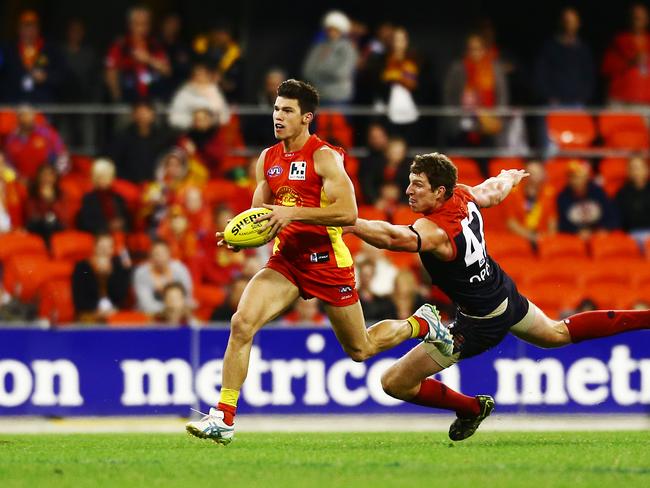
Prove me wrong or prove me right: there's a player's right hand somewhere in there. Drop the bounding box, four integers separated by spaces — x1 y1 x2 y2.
216 219 241 252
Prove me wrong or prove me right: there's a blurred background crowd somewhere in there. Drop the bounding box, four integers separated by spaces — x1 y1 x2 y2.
0 2 649 327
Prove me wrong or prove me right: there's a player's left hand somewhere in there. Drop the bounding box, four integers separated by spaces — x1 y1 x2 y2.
257 204 296 238
500 169 529 186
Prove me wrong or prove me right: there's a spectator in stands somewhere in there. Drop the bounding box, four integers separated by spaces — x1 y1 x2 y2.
72 233 131 322
358 123 389 203
59 18 100 150
60 18 98 102
194 205 246 286
602 3 650 105
4 105 68 180
158 13 191 99
193 22 243 102
615 156 650 244
154 281 196 326
182 186 212 237
355 242 398 297
391 268 427 320
504 160 558 245
380 26 420 133
211 276 247 321
557 160 619 239
156 204 199 262
282 298 328 327
355 22 394 105
133 239 193 314
0 151 25 231
109 101 170 183
375 182 401 218
2 10 62 103
25 164 67 246
168 60 230 130
105 6 170 102
177 109 228 178
443 33 509 147
245 68 286 146
0 284 36 321
302 10 358 105
357 259 397 320
77 158 130 234
383 136 411 198
534 7 595 106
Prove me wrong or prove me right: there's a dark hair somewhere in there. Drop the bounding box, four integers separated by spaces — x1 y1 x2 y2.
163 281 187 297
29 164 61 200
277 79 319 115
409 152 457 199
151 238 170 249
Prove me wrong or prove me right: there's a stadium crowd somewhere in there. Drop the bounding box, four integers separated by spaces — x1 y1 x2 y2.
0 6 649 326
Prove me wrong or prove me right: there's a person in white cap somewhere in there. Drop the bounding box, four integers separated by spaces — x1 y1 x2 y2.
302 10 358 105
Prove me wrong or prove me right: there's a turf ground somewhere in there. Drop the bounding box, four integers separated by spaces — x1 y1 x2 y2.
1 432 649 488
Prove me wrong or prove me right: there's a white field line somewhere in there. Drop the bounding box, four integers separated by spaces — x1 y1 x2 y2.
0 414 649 434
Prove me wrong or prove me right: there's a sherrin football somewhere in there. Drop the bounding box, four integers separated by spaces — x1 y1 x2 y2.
223 207 274 248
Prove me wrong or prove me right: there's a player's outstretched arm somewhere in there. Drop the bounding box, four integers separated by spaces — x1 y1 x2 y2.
258 147 357 237
351 218 448 253
464 169 528 208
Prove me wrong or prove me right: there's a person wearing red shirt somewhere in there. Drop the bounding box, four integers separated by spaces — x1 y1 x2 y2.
105 6 170 102
602 3 650 104
4 106 68 180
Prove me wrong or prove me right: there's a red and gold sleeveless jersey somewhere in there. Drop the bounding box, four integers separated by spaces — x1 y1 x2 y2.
263 134 353 269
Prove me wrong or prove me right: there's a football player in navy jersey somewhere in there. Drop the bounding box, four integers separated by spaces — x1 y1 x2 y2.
350 152 650 441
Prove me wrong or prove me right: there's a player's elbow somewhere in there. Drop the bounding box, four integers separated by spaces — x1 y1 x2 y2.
338 208 357 226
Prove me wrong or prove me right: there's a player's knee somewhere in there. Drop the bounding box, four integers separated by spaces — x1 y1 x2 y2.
230 311 257 344
380 369 407 400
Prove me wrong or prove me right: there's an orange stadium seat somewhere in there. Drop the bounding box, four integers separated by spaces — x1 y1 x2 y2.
481 205 508 233
537 233 587 260
590 232 641 260
358 205 387 222
544 158 576 190
107 311 152 327
632 263 650 291
39 279 75 325
449 156 483 186
486 232 533 260
585 284 631 309
488 158 526 177
112 179 142 211
521 266 581 291
495 256 538 284
343 233 363 256
51 231 95 262
3 256 73 301
317 111 354 149
392 205 417 226
598 112 649 149
598 158 628 197
385 250 419 270
581 264 633 289
194 284 227 321
520 284 582 320
0 232 48 262
546 111 596 149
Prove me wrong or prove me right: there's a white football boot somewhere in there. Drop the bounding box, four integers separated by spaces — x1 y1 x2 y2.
185 408 235 445
413 304 454 357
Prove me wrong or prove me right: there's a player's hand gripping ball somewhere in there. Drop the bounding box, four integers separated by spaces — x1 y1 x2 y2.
223 207 274 248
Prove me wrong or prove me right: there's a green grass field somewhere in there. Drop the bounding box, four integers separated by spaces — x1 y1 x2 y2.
1 432 649 487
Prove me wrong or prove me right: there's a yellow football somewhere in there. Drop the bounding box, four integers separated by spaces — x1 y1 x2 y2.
223 207 274 248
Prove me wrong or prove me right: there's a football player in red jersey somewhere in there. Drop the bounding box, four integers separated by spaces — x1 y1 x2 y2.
186 80 452 444
349 152 650 440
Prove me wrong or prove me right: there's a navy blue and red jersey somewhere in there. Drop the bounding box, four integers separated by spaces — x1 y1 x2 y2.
418 187 513 317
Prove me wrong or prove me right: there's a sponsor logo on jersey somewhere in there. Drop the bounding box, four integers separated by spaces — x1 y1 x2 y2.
289 161 307 181
310 252 330 263
267 165 283 178
339 285 353 294
275 186 303 207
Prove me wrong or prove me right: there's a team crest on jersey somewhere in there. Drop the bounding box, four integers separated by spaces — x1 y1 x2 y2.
275 186 303 207
267 165 283 177
288 161 307 181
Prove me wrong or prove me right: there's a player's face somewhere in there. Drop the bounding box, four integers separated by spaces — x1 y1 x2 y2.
406 172 445 213
273 97 310 140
